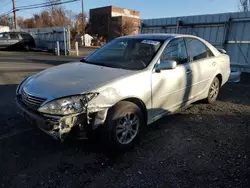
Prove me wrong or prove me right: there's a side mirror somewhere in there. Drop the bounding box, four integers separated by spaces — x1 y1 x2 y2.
217 48 227 54
155 60 177 72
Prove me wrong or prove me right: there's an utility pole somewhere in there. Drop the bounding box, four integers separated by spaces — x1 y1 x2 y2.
12 0 17 29
82 0 85 46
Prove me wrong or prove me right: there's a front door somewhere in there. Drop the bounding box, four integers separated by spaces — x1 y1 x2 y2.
151 38 192 120
8 33 20 46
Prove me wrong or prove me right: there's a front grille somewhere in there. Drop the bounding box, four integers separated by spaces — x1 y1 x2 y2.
21 89 46 110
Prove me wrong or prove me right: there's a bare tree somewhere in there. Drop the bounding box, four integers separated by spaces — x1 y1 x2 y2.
73 13 87 34
69 12 88 42
111 18 137 38
40 10 53 27
0 15 9 26
16 0 88 41
18 17 36 28
121 22 136 36
45 0 61 12
239 0 250 11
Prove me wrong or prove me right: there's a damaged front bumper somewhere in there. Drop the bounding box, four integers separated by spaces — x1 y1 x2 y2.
16 98 109 141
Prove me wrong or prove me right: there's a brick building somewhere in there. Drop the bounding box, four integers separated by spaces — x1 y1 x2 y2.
89 6 140 41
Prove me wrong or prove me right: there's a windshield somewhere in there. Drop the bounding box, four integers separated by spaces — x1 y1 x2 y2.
85 38 163 70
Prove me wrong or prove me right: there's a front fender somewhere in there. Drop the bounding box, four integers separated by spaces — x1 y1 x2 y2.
88 71 152 111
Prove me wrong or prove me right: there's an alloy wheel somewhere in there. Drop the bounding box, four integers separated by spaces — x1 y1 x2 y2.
116 113 139 145
210 79 219 100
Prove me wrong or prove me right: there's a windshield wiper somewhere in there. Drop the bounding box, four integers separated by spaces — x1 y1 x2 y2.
81 59 122 69
80 58 89 63
90 62 112 68
81 59 111 68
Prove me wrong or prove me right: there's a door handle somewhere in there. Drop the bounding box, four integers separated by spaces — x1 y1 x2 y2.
186 69 192 74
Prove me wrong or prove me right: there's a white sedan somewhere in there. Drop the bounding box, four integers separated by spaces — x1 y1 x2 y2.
16 34 230 150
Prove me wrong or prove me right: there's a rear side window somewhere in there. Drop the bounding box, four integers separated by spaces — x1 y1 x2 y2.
161 38 188 65
185 38 214 61
9 33 19 40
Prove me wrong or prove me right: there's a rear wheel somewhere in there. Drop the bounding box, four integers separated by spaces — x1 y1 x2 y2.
104 101 144 150
206 77 220 103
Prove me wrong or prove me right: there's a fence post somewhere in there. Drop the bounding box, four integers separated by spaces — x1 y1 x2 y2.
56 41 60 56
176 18 181 34
75 41 79 56
67 25 71 55
63 28 67 56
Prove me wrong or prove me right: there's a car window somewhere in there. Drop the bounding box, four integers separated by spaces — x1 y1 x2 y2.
0 32 9 39
100 41 128 58
185 38 213 61
9 33 19 40
85 38 163 70
160 38 188 65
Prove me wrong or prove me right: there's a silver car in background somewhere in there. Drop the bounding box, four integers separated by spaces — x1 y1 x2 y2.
0 31 36 50
16 34 230 150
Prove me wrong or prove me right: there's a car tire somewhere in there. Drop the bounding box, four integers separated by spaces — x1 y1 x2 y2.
104 101 144 151
206 77 220 104
24 44 30 51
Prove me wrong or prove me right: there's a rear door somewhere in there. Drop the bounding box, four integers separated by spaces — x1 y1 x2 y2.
185 38 218 98
9 33 20 45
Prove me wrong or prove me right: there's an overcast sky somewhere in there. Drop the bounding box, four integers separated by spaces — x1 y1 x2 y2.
0 0 241 19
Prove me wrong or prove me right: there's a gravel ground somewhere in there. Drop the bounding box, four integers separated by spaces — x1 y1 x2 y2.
0 52 249 188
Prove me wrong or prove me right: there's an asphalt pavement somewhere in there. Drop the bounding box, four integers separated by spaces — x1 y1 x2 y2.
0 51 249 188
0 51 82 85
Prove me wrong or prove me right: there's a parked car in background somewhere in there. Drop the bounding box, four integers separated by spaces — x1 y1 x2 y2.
0 31 36 50
16 34 230 150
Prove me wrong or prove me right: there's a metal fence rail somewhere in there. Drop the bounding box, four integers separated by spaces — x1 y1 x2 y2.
141 11 250 72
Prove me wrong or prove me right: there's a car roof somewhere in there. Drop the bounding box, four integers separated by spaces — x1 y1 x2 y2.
119 33 221 56
118 33 194 41
4 31 30 34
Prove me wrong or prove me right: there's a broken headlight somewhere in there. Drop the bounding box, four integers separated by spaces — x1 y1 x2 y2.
38 93 98 115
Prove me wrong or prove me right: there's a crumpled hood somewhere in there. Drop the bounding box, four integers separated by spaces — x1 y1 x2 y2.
23 62 134 100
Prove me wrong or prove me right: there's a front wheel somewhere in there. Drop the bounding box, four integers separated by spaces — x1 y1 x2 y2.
104 101 144 151
24 44 30 51
206 77 220 104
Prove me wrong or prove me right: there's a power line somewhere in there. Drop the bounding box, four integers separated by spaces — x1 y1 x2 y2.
16 0 61 9
0 0 12 12
1 0 79 16
0 0 80 23
0 0 79 16
2 0 12 7
0 10 13 17
16 0 79 11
